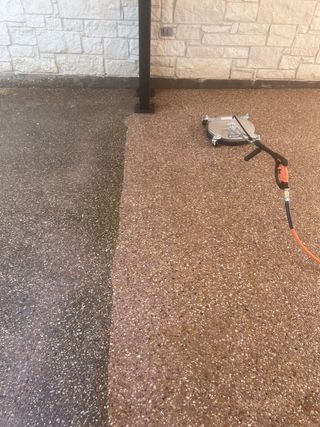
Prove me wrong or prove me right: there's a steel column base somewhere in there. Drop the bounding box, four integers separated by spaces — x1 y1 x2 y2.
134 103 155 114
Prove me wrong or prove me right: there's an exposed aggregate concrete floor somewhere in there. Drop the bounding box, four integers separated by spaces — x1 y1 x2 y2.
108 89 320 426
0 88 134 427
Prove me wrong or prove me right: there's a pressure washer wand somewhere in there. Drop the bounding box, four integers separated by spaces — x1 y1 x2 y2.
233 115 320 266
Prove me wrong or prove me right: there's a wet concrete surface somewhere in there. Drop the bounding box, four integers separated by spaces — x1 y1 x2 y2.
108 89 320 426
0 88 134 427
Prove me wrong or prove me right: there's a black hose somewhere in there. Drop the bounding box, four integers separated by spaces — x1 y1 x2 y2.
285 201 294 230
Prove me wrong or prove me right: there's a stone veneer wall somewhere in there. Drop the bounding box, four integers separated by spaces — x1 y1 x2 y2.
151 0 320 81
1 0 320 81
0 0 139 76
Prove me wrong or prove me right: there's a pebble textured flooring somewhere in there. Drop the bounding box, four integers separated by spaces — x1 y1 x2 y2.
0 88 134 427
108 89 320 426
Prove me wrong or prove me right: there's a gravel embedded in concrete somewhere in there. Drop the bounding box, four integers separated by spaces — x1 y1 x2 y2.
108 89 320 426
0 88 134 427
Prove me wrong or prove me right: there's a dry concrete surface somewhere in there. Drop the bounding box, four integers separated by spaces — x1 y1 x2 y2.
108 89 320 426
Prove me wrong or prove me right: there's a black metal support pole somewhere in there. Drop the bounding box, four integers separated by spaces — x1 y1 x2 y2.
135 0 154 113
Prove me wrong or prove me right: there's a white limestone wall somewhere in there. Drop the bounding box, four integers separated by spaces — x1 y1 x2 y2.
151 0 320 81
0 0 139 76
1 0 320 81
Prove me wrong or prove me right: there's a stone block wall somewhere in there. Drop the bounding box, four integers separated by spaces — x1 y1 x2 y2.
151 0 320 81
1 0 320 81
0 0 139 76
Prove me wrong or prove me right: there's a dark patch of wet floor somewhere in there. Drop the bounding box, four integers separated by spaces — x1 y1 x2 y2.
0 88 134 427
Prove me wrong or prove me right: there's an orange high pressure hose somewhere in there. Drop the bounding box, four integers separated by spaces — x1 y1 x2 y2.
290 229 320 265
282 170 320 266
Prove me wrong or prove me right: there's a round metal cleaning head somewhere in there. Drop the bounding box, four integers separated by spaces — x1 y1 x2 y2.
202 114 260 146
